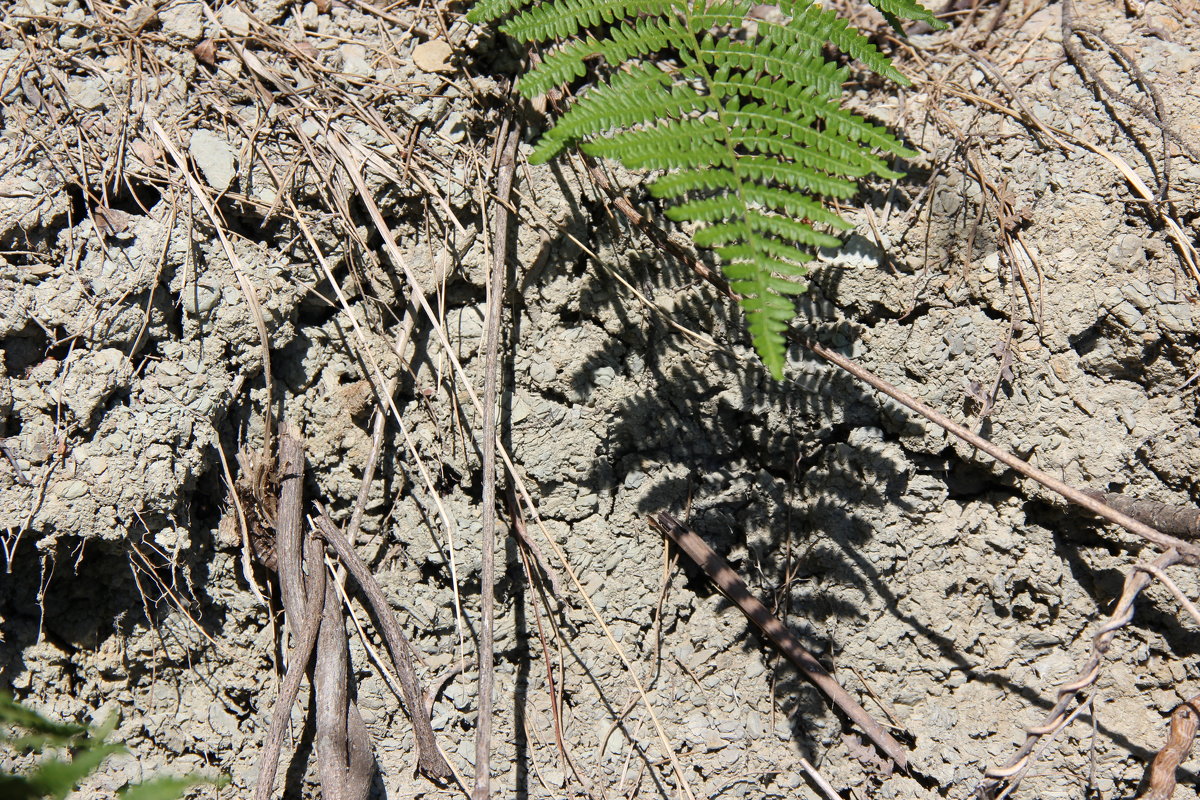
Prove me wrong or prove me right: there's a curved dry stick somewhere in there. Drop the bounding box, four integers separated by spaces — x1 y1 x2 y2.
1139 695 1200 800
981 550 1181 793
650 512 908 769
254 538 327 800
1133 562 1200 628
313 511 452 781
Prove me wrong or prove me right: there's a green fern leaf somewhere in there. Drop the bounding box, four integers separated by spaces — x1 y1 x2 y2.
866 0 947 28
469 0 935 378
501 0 678 42
466 0 527 24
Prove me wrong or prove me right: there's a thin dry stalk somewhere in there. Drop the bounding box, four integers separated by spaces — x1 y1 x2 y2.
1131 562 1200 628
804 340 1200 564
515 534 598 798
276 429 308 623
473 116 521 800
799 757 842 800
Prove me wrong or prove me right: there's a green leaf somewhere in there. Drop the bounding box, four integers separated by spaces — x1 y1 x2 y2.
467 0 937 376
0 694 87 744
120 775 228 800
26 744 126 800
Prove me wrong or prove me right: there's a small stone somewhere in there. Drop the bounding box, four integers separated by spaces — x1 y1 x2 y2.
529 357 556 384
68 80 106 110
58 480 89 500
300 1 319 28
181 281 221 315
412 39 453 73
511 394 532 424
220 5 251 35
339 43 371 77
592 366 616 387
438 111 466 143
189 130 237 192
208 701 238 737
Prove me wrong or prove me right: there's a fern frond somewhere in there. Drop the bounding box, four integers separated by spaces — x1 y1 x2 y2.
466 0 530 24
531 64 717 163
866 0 947 28
650 161 857 200
581 117 730 169
518 16 690 97
501 0 677 42
777 0 909 84
697 39 846 98
470 0 935 377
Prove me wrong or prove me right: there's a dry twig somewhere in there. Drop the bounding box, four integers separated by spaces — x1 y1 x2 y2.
981 549 1181 795
473 115 521 800
649 512 908 768
313 510 452 781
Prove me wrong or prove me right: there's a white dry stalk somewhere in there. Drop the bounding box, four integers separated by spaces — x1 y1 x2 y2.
319 128 701 800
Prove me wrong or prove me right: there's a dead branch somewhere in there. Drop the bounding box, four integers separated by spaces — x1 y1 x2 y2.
1139 694 1200 800
275 429 308 624
981 549 1182 796
313 510 452 781
1083 490 1200 541
254 531 327 800
649 512 908 769
315 575 374 800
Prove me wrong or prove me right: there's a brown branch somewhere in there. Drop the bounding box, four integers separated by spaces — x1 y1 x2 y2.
254 531 326 800
648 512 908 769
276 428 308 623
1082 490 1200 541
313 511 452 781
315 577 373 800
1139 694 1200 800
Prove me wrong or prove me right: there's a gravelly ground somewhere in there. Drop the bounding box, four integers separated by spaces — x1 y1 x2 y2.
1 0 1198 798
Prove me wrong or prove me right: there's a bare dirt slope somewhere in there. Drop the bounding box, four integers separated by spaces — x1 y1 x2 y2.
1 0 1198 798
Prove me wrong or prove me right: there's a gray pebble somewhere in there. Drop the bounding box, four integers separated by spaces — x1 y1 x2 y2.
189 130 237 192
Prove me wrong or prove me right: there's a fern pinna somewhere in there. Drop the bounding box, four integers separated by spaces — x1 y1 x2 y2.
468 0 941 378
